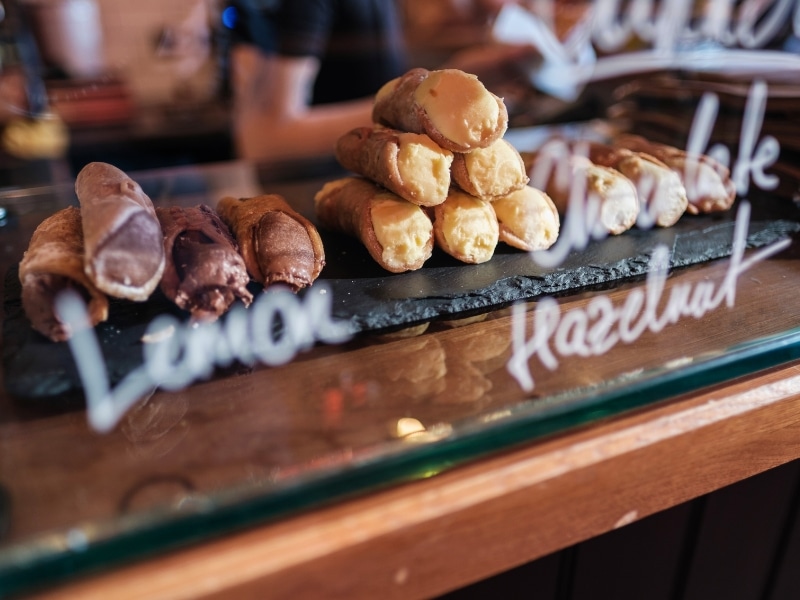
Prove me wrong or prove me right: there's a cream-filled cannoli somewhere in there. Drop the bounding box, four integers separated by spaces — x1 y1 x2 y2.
430 189 499 264
614 133 736 214
216 194 325 292
156 205 252 322
335 126 453 207
372 68 508 153
587 142 688 228
314 177 433 273
75 162 165 301
451 138 529 200
19 206 109 341
522 150 639 236
492 185 560 252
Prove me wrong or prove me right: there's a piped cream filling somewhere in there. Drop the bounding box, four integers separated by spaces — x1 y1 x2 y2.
396 133 453 206
371 197 432 269
414 70 500 149
440 191 498 262
493 186 559 250
463 139 527 197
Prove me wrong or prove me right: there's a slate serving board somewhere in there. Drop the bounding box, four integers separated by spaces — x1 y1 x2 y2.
4 194 799 400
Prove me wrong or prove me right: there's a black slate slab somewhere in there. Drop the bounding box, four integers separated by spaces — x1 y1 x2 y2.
4 195 799 400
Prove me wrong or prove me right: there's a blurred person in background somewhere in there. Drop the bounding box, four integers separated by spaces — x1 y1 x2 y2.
223 0 539 163
224 0 406 162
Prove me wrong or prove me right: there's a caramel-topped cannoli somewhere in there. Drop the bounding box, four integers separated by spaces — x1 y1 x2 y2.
614 133 736 214
430 189 499 264
451 138 529 200
587 142 688 228
522 150 639 236
19 206 109 341
492 186 560 252
217 194 325 292
156 205 253 322
75 162 165 301
372 68 508 153
314 177 433 273
335 126 453 207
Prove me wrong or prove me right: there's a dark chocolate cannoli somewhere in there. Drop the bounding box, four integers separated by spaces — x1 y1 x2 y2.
75 162 165 301
156 205 253 322
216 194 325 292
19 206 109 341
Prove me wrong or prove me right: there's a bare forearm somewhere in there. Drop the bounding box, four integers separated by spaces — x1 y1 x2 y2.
234 97 374 162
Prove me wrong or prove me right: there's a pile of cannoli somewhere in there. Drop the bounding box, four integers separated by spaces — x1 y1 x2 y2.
521 134 737 235
18 162 325 342
314 67 562 272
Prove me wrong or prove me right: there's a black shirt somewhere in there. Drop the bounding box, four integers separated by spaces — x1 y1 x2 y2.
227 0 407 105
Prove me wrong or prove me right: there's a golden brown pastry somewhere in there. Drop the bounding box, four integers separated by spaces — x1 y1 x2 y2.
75 162 165 301
372 68 508 153
451 138 529 199
614 133 736 214
522 150 639 236
335 126 453 207
492 185 560 251
156 205 253 322
217 194 325 292
314 177 433 273
587 142 688 228
19 206 109 341
430 189 499 264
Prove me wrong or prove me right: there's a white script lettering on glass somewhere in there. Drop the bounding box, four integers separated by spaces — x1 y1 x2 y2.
507 202 791 392
592 0 798 53
529 80 779 269
55 285 352 433
585 0 800 82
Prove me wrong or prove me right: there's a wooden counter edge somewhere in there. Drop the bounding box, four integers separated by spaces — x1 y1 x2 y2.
30 363 800 600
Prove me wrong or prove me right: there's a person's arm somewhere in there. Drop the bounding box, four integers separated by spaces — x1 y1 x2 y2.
230 44 374 162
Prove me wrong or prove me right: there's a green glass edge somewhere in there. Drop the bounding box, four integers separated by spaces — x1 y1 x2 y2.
2 327 800 598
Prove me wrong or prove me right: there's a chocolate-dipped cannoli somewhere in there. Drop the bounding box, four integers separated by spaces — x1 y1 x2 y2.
19 206 108 341
522 150 639 236
587 142 688 228
335 126 453 207
217 194 325 291
372 68 508 153
614 133 736 214
430 189 499 264
492 185 560 252
75 162 165 301
156 205 252 322
451 138 529 200
314 177 433 273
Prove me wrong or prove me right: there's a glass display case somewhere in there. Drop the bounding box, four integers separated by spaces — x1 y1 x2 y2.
2 1 800 597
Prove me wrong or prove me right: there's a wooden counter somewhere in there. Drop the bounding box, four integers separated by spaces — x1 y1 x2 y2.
27 359 800 599
1 159 799 598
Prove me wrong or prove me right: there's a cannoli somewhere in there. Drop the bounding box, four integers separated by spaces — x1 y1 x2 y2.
19 206 109 342
587 142 688 228
492 185 560 252
156 205 253 322
372 68 508 153
451 138 529 199
430 189 499 264
614 133 736 214
522 149 639 236
216 194 325 292
314 177 433 273
335 126 453 207
75 162 165 301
